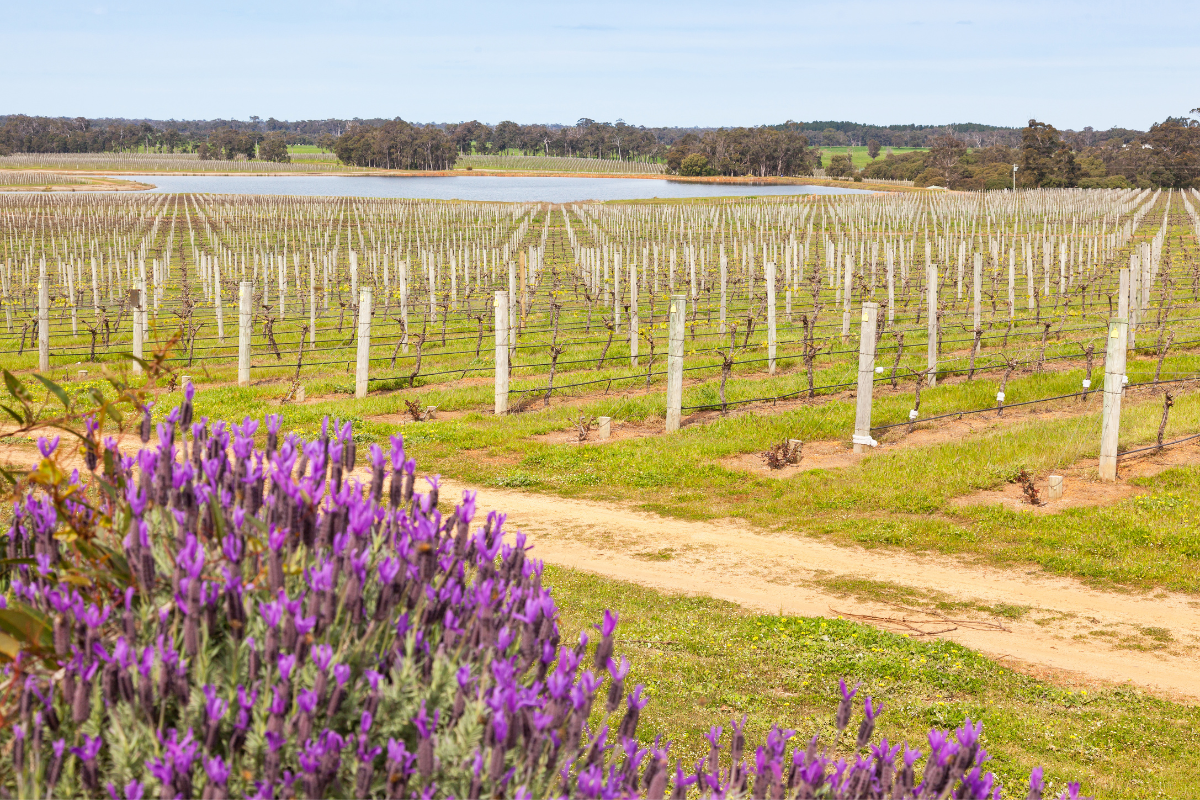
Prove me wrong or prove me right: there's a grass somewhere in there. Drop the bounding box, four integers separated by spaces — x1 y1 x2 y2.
4 183 1195 799
821 146 927 169
25 334 1200 594
548 566 1200 799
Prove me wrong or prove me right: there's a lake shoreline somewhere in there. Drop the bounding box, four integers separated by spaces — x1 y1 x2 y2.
18 167 911 193
87 174 879 202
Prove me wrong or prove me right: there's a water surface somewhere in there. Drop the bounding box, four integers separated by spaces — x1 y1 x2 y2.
114 174 872 202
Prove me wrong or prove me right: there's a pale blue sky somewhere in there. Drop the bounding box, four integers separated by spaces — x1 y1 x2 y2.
4 0 1196 130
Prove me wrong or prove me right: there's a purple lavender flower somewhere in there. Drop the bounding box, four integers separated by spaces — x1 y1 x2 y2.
37 435 60 458
836 678 860 733
856 696 884 749
593 609 618 669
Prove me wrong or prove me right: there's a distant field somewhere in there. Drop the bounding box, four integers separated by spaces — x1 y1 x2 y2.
821 145 927 169
287 145 332 154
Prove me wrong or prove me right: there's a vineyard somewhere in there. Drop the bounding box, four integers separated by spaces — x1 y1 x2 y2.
5 186 1200 797
3 187 1198 451
0 152 361 173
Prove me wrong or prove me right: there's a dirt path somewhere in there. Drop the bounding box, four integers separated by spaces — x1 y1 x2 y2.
440 478 1200 702
6 433 1198 701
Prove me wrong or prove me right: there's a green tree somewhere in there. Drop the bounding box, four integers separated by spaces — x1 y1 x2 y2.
867 139 881 160
259 134 291 163
1020 120 1078 187
826 153 853 177
679 153 711 176
1143 119 1200 187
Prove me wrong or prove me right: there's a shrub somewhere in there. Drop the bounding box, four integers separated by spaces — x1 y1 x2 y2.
914 168 948 188
0 380 1081 799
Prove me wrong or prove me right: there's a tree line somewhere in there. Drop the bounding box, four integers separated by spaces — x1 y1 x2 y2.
3 112 1197 187
855 117 1200 190
664 129 814 177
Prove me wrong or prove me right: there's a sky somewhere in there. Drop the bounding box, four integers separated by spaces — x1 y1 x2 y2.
4 0 1197 131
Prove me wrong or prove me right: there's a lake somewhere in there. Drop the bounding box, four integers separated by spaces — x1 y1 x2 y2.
114 174 873 202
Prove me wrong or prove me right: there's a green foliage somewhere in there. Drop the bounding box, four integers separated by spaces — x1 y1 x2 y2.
679 152 712 177
548 567 1200 799
1021 120 1080 188
861 150 927 181
258 134 291 163
826 153 854 177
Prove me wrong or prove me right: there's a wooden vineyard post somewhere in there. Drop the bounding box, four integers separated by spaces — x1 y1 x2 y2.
972 252 982 333
131 283 144 375
309 256 317 349
507 261 517 357
2 259 10 333
238 281 252 387
1099 317 1128 482
38 271 49 372
926 263 938 386
629 257 639 367
614 251 622 333
665 294 685 433
399 259 409 353
67 258 77 335
1126 258 1138 350
886 248 895 325
355 287 372 399
719 248 728 333
1007 248 1015 321
853 302 880 453
767 261 777 374
494 291 509 415
90 257 99 319
841 253 853 340
519 250 527 328
215 260 224 343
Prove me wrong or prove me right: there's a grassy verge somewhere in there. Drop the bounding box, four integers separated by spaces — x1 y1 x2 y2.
548 566 1200 800
19 342 1200 594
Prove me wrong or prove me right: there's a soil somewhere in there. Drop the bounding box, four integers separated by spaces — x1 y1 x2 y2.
0 180 153 193
6 417 1200 702
722 440 862 475
530 419 659 446
950 442 1200 513
435 477 1200 702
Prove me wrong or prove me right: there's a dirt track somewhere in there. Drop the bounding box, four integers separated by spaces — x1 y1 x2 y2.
5 432 1198 702
441 477 1200 702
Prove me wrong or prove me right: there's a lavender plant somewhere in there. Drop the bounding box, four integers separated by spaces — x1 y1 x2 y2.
0 381 1083 799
